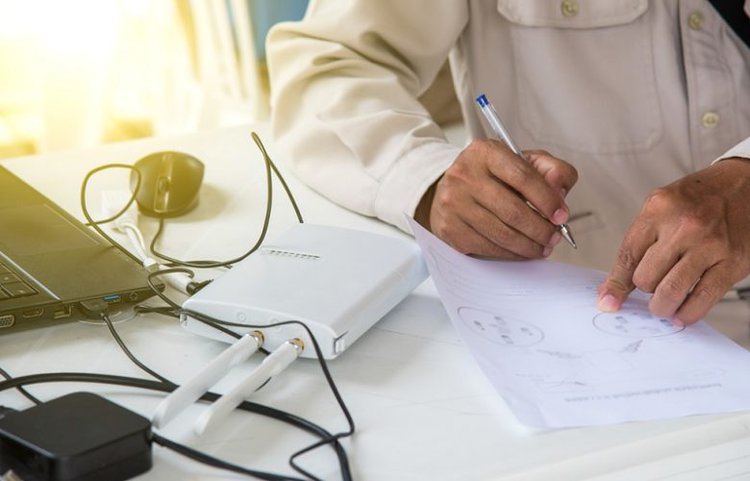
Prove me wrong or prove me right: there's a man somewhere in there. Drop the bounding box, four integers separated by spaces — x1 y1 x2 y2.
267 1 750 326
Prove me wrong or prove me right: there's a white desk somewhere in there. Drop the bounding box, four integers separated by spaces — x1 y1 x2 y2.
2 124 750 481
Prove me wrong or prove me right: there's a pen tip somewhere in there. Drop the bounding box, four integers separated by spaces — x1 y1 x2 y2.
560 224 577 249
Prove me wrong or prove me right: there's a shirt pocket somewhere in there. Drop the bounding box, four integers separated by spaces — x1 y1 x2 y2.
496 0 662 155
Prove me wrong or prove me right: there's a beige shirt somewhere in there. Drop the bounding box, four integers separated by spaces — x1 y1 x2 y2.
267 0 750 271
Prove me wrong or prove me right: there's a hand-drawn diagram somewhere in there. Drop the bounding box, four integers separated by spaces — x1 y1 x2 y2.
409 216 750 428
593 310 684 338
457 306 544 347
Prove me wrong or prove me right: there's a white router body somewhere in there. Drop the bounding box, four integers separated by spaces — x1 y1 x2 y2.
181 224 428 359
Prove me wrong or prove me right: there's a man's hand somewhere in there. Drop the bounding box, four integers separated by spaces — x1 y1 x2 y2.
598 158 750 325
414 139 578 259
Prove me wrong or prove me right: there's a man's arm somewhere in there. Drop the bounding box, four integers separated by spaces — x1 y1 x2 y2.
268 1 578 259
267 0 468 233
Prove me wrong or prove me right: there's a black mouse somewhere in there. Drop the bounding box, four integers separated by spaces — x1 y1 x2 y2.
131 151 204 217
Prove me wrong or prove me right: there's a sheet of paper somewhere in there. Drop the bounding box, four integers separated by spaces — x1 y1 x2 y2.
407 218 750 428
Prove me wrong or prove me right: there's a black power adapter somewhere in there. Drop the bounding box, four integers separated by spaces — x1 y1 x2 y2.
0 392 152 481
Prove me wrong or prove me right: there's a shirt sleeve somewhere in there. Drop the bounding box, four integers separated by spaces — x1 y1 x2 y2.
714 136 750 163
266 0 468 233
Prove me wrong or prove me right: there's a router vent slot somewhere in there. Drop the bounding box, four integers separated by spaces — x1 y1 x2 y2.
261 248 320 261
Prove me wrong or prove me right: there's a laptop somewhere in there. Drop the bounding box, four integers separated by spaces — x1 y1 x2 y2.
0 165 156 332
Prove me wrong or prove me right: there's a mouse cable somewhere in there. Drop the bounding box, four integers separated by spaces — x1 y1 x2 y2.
0 371 349 481
148 131 304 269
144 268 355 479
80 164 206 294
78 133 302 273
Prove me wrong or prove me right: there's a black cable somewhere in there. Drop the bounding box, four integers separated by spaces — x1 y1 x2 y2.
0 373 350 481
72 133 351 478
181 308 356 481
148 132 303 269
79 164 145 260
133 305 181 318
82 163 142 227
78 133 301 274
144 278 355 480
254 132 304 224
0 366 42 406
100 312 174 386
100 275 351 479
151 433 304 481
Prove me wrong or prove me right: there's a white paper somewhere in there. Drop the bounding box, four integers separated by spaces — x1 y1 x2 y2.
407 218 750 428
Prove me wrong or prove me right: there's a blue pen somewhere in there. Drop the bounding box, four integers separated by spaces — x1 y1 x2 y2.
476 94 577 249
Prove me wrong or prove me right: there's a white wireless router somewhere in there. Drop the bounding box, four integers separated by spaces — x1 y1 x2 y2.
181 224 428 359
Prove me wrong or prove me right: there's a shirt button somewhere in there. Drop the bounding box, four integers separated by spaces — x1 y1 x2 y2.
688 11 704 30
561 0 579 17
701 111 720 128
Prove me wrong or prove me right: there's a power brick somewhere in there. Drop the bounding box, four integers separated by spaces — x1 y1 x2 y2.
0 392 152 481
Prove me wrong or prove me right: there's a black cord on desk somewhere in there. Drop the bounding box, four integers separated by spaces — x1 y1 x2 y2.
79 132 303 272
0 372 349 481
144 268 355 479
66 131 352 479
0 366 41 406
0 279 354 479
92 269 353 480
148 132 304 269
101 311 174 386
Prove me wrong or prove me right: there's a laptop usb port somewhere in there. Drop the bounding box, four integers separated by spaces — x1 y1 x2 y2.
21 308 44 319
52 306 72 320
0 314 15 328
102 294 122 304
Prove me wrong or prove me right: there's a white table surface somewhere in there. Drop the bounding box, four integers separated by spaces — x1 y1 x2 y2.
1 123 750 481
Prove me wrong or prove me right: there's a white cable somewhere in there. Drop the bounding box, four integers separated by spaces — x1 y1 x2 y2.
121 223 150 262
194 339 304 435
101 189 196 292
152 332 264 429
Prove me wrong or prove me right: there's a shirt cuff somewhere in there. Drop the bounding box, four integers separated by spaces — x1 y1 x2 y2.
374 141 462 234
712 136 750 164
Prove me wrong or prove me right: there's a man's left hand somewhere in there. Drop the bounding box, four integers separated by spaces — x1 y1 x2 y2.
598 157 750 325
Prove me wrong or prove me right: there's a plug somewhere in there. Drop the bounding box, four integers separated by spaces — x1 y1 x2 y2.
78 299 110 320
0 392 152 481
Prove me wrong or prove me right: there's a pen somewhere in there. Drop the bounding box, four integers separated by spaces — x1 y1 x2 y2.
475 94 577 249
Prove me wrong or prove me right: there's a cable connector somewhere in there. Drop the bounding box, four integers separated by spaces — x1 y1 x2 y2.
186 279 212 295
159 270 194 295
78 299 110 320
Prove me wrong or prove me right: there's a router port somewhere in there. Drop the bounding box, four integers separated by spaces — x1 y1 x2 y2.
52 306 72 320
0 314 15 328
21 308 44 319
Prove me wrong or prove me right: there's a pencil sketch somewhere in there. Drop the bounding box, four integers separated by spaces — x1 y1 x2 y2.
457 306 544 347
593 310 684 338
409 217 750 427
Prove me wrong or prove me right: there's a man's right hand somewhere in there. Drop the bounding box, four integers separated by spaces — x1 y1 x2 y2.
415 139 578 259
